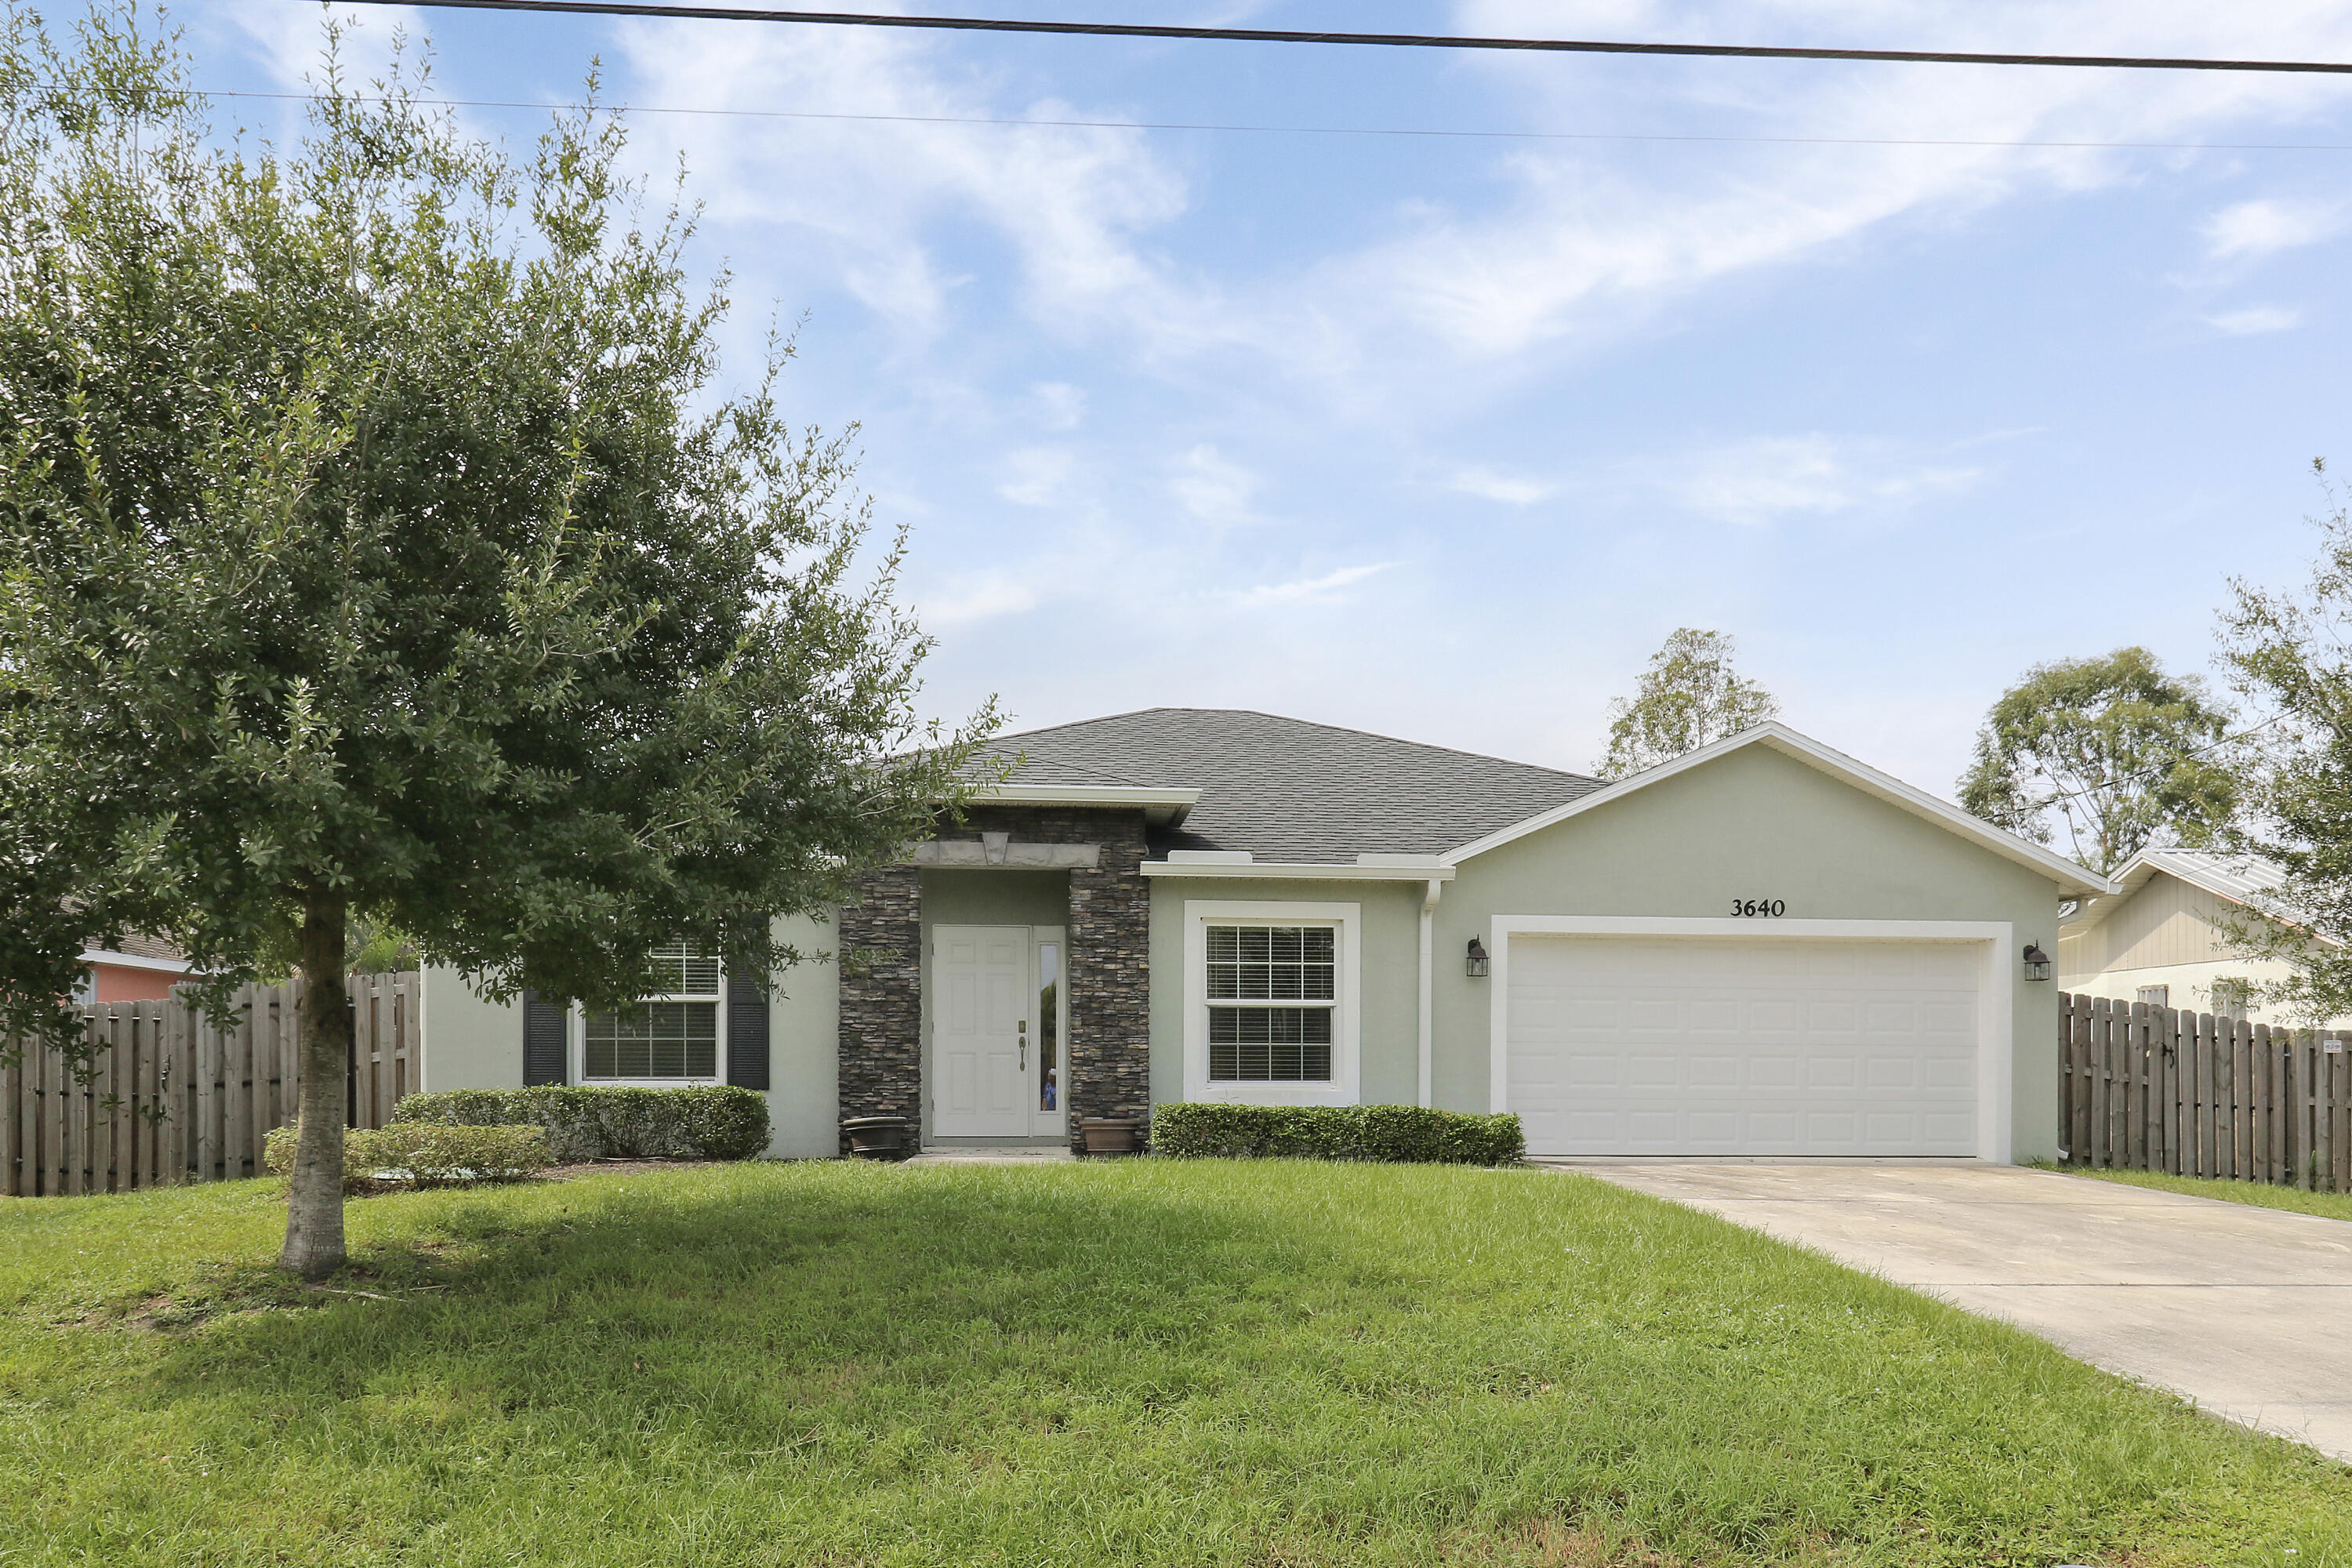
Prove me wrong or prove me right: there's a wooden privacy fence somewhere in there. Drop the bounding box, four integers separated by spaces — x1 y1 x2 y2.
2 971 419 1197
2060 991 2352 1191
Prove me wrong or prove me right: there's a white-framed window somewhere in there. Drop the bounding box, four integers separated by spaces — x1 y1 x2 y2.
1182 900 1359 1107
1206 924 1337 1081
577 941 725 1084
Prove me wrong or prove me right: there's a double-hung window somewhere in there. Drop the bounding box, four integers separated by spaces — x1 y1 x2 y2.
583 942 723 1082
1205 924 1337 1082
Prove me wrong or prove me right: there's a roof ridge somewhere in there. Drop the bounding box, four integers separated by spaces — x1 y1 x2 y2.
990 706 1599 785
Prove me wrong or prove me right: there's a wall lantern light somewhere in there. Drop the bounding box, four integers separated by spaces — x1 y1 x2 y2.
2022 943 2053 983
1465 937 1490 979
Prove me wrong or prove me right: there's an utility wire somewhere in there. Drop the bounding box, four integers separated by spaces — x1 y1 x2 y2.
198 86 2352 151
337 0 2352 76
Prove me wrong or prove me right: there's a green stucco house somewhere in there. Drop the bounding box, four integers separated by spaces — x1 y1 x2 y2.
416 709 2113 1161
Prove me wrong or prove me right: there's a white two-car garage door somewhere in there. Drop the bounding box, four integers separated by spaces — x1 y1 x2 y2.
1505 935 1984 1157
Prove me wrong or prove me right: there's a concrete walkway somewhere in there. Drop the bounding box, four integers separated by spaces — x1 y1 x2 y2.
1562 1162 2352 1463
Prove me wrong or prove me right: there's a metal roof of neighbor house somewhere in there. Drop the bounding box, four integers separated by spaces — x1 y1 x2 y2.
978 708 1604 863
2063 845 2318 938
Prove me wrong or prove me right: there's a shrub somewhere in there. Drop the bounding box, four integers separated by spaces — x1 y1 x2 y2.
1149 1103 1524 1166
264 1122 553 1192
389 1085 771 1163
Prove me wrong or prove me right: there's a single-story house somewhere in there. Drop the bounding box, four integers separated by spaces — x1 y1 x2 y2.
2058 846 2340 1024
416 709 2110 1162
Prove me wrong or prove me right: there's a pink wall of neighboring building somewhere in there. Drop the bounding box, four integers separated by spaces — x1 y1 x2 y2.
89 962 181 1004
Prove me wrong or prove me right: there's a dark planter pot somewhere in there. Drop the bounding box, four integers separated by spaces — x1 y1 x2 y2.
1078 1116 1142 1156
841 1116 912 1161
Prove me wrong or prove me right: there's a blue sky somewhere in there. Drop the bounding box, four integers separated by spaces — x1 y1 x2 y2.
188 1 2352 796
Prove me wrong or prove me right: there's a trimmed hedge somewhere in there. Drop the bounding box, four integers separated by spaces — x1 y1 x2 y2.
1150 1103 1524 1166
265 1122 553 1192
389 1085 770 1163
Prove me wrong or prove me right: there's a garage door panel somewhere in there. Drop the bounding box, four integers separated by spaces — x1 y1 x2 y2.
1506 935 1981 1157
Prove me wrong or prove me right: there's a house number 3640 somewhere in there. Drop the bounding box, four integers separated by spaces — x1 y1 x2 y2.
1730 898 1786 917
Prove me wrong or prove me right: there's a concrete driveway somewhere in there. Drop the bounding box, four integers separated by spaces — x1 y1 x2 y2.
1565 1162 2352 1463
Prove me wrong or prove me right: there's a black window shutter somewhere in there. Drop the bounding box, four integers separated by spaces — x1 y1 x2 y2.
521 990 569 1086
727 960 771 1091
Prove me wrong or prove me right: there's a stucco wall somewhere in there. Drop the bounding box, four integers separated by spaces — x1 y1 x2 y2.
419 967 525 1093
1429 743 2069 1160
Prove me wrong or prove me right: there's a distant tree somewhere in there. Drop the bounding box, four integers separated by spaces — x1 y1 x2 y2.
1957 648 2236 875
0 13 989 1276
2212 464 2352 1021
1597 629 1780 779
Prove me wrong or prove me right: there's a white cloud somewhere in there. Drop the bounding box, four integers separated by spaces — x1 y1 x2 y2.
1226 561 1399 609
1029 382 1087 430
218 0 419 89
1171 445 1258 526
1657 436 1984 526
1451 467 1555 505
615 20 1192 343
2203 198 2347 260
917 572 1042 629
1243 2 2352 384
998 447 1076 507
2206 305 2302 336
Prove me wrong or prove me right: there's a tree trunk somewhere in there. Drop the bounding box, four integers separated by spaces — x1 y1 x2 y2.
280 889 350 1279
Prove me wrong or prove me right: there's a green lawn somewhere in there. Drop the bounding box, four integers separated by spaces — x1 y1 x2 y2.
2 1162 2347 1567
2053 1163 2352 1223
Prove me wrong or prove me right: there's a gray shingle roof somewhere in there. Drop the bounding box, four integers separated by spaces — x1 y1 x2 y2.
980 708 1601 863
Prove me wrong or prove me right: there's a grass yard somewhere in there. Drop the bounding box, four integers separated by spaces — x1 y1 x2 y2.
2 1162 2347 1567
2053 1163 2352 1224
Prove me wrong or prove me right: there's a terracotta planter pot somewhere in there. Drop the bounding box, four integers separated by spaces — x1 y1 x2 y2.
841 1116 912 1161
1078 1117 1142 1156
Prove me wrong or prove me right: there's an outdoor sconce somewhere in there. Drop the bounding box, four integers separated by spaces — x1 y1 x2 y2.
1465 937 1490 979
2022 943 2053 983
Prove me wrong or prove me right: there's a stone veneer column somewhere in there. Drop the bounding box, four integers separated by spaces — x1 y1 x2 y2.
834 864 921 1152
1061 811 1152 1148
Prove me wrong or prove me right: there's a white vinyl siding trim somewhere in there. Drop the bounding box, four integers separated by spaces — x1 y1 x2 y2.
1182 900 1361 1107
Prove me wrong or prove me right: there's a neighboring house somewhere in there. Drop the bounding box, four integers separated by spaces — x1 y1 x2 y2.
76 934 191 1005
2058 846 2341 1025
416 709 2109 1162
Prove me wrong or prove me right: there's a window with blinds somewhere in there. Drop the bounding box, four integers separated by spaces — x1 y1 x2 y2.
1205 924 1335 1081
583 942 722 1081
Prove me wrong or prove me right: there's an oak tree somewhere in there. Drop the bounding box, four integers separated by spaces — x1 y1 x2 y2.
0 13 986 1275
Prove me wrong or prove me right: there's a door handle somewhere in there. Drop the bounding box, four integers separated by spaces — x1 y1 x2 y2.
1018 1018 1027 1068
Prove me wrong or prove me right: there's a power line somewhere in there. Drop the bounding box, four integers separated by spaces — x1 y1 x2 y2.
201 87 2352 152
338 0 2352 76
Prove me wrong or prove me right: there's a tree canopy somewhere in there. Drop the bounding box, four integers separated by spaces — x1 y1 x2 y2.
1956 648 2235 876
2213 466 2352 1021
1596 628 1779 779
0 10 989 1272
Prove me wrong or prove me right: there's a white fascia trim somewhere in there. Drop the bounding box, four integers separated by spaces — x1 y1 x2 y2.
1143 862 1457 882
976 783 1200 825
1182 899 1362 1108
1449 722 2116 900
1483 916 2016 1163
79 949 192 975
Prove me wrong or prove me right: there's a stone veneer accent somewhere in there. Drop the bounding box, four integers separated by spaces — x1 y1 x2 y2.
835 804 1151 1152
833 864 921 1153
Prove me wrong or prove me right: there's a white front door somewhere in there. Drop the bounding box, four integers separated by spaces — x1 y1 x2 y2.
1504 935 1983 1157
932 925 1033 1137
